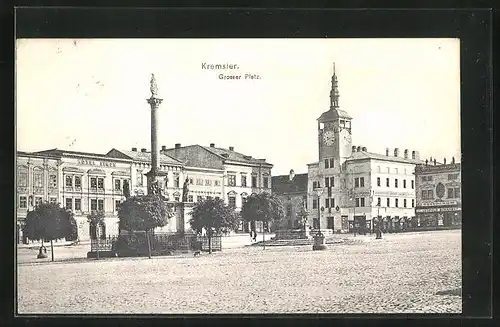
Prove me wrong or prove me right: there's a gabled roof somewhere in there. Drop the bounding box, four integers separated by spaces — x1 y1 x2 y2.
106 149 182 166
201 146 273 167
346 151 425 165
317 108 352 122
272 173 308 195
32 148 109 158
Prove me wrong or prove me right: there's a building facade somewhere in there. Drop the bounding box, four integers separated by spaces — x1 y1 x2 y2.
162 143 273 233
415 160 462 227
272 169 308 230
16 144 273 242
307 64 423 234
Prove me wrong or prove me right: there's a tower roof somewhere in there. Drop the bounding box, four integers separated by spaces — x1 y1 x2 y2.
318 62 351 122
317 108 352 122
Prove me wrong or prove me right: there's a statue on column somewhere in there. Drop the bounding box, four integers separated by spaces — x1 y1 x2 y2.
182 177 190 202
150 73 159 98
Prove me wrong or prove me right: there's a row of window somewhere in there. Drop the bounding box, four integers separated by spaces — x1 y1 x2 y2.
18 169 58 189
227 174 269 188
311 197 415 209
376 167 410 175
421 187 460 200
376 197 415 208
376 177 414 189
324 158 335 169
314 177 415 189
421 174 459 183
193 178 222 186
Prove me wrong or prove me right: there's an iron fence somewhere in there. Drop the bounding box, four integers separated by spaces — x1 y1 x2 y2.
89 232 223 255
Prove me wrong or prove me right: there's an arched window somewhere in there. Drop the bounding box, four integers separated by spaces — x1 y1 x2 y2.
17 165 28 187
32 167 44 193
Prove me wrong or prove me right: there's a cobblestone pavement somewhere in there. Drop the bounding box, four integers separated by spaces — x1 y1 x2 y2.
17 230 461 314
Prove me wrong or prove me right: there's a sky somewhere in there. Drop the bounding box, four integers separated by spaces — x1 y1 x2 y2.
16 38 461 176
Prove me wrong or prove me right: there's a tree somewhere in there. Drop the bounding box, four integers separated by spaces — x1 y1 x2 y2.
189 197 239 254
241 192 285 249
66 211 79 242
87 210 105 259
117 194 173 258
23 202 72 261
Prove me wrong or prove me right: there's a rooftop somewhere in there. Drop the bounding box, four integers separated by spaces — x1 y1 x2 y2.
272 173 308 194
346 151 425 165
107 149 183 166
201 146 272 167
317 108 352 122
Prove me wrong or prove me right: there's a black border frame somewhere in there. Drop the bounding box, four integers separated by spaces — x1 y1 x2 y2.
5 5 494 326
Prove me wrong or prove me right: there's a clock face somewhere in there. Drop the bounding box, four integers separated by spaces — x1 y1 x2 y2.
323 131 335 146
343 133 352 143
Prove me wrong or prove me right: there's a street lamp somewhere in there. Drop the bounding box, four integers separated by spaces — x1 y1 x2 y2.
312 186 327 251
314 187 324 232
349 192 356 235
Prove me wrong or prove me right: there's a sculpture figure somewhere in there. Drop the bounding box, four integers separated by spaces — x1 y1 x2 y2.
182 177 190 202
150 73 159 97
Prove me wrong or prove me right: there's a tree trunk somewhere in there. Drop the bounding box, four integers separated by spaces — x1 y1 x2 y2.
208 229 212 254
146 229 152 259
96 236 100 260
50 240 54 262
263 222 266 250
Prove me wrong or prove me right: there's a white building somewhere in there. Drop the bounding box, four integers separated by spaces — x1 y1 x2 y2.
307 64 423 234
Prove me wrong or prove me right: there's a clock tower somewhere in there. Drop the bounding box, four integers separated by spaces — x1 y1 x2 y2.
317 63 353 168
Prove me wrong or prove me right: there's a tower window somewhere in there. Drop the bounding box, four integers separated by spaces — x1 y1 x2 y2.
377 197 381 206
386 198 390 207
360 198 365 207
403 199 407 208
354 178 359 188
403 179 407 188
325 198 330 208
355 198 360 207
377 177 380 187
312 199 318 209
395 179 398 188
412 199 415 207
411 180 414 189
360 177 365 187
325 177 329 188
395 199 399 208
324 159 329 169
386 178 390 187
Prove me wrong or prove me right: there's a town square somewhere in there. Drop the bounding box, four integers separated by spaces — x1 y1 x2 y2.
18 230 461 314
16 39 461 314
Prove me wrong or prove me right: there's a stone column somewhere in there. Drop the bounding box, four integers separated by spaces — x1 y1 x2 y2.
146 73 164 195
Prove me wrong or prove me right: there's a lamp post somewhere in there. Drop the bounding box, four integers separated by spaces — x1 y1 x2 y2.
349 192 357 236
312 187 327 250
315 187 324 233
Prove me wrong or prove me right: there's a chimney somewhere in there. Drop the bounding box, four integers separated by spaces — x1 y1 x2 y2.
434 159 437 166
161 145 166 151
430 156 433 163
386 148 389 156
141 148 147 153
404 149 408 159
210 143 215 148
361 146 367 152
414 151 420 160
352 145 357 152
411 150 416 159
357 146 361 152
132 147 137 152
289 169 295 181
394 148 399 157
175 143 181 149
229 146 234 151
452 156 455 164
425 159 428 165
443 158 447 165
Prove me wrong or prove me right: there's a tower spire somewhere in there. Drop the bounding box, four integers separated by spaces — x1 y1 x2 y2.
330 62 339 109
